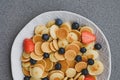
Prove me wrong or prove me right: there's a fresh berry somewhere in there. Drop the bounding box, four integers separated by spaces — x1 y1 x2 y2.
72 22 79 29
55 18 63 26
24 76 30 80
58 48 65 54
87 59 94 65
43 53 49 58
42 77 49 80
23 38 34 53
42 34 50 41
75 55 82 62
55 63 61 70
82 69 89 75
84 75 96 80
94 43 102 50
80 47 87 53
30 58 37 65
81 31 96 44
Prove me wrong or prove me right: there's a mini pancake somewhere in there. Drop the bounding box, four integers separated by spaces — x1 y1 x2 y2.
71 30 81 41
41 42 52 53
63 77 68 80
54 52 65 61
56 28 68 40
41 28 50 35
50 53 58 62
78 75 85 80
60 22 71 32
83 42 95 50
49 70 64 76
41 71 48 78
75 62 87 72
44 58 53 71
72 41 82 48
82 55 88 62
66 60 76 68
33 64 45 71
50 25 59 39
22 62 30 68
46 20 55 28
22 67 30 76
65 68 76 78
66 44 79 54
49 72 64 80
58 39 68 48
52 39 59 50
49 42 56 52
59 60 69 72
64 50 76 61
22 51 30 58
30 52 43 60
74 73 81 80
37 59 46 67
80 26 94 33
35 42 43 56
66 32 78 43
32 35 43 43
35 25 47 35
21 56 30 62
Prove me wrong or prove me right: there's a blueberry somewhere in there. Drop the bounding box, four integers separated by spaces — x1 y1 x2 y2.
24 76 30 80
43 53 49 58
75 55 82 62
30 58 37 65
81 69 89 75
94 43 102 50
80 47 87 53
55 63 61 70
55 18 63 26
42 34 49 41
87 59 94 65
58 48 65 54
42 77 49 80
72 22 79 29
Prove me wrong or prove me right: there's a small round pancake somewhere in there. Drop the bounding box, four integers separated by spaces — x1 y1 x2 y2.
67 32 78 43
44 58 53 71
22 62 30 68
22 51 30 58
41 71 48 78
46 20 55 28
66 60 76 68
52 39 59 50
50 53 58 62
50 25 59 39
41 28 50 35
32 35 42 43
83 42 95 50
66 68 76 78
30 52 43 60
33 64 45 71
54 52 65 61
71 30 81 41
30 77 42 80
41 42 52 53
49 70 64 76
78 75 85 80
22 67 30 76
35 25 47 35
37 60 46 67
75 62 87 72
60 22 71 32
82 55 88 62
58 39 68 48
66 44 79 54
21 56 30 62
59 60 69 72
72 41 82 48
74 73 81 80
49 72 64 80
80 26 94 33
64 50 76 61
35 42 43 56
49 42 56 52
56 28 68 40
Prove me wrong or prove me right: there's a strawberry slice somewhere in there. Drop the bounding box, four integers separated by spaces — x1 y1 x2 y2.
81 31 96 44
84 75 96 80
23 38 34 53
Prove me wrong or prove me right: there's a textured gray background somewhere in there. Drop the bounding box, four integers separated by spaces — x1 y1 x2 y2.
0 0 120 80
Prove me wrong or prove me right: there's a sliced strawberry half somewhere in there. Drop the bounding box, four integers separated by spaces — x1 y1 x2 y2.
23 38 34 53
84 75 96 80
81 31 96 44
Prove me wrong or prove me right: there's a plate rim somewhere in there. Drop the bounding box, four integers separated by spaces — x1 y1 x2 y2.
11 11 111 80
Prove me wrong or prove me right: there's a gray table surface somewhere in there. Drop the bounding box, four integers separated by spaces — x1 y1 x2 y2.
0 0 120 80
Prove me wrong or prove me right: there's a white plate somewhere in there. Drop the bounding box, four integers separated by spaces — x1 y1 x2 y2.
11 11 111 80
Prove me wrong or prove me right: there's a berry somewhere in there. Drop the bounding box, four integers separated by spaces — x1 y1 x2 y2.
58 48 65 54
55 63 61 70
23 38 34 53
24 76 30 80
43 53 49 58
42 77 49 80
84 75 96 80
30 58 37 65
82 69 89 75
81 31 96 44
42 34 49 41
94 43 102 50
87 59 94 65
80 47 87 53
75 55 82 62
55 18 63 26
72 22 79 29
